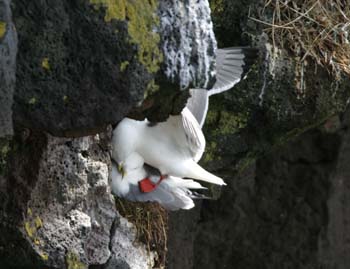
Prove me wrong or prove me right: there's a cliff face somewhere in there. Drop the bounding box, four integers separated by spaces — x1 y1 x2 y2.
0 130 156 268
1 0 350 268
167 0 350 268
0 0 217 268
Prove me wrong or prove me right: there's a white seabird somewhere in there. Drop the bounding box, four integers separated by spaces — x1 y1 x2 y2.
111 47 256 208
112 106 225 185
111 152 206 210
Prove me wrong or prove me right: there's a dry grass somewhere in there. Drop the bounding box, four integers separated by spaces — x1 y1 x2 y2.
250 0 350 79
115 198 168 268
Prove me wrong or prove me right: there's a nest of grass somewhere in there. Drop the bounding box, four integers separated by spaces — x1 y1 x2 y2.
250 0 350 79
115 198 168 268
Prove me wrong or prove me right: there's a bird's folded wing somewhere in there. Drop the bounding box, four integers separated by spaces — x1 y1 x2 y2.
124 183 195 210
186 89 209 128
180 107 206 162
209 47 257 96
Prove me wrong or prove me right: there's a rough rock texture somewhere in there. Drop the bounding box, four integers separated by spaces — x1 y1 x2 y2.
167 114 350 269
194 126 341 269
0 0 219 267
9 0 218 136
3 0 350 268
12 0 154 136
132 0 218 122
0 0 17 137
166 206 201 269
0 131 153 268
159 0 217 90
106 217 155 269
318 112 350 269
166 0 350 268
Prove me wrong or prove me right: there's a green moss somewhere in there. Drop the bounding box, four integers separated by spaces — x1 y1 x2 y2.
220 111 249 135
125 0 163 73
28 97 37 105
202 141 218 163
0 21 6 39
120 61 129 72
210 0 224 13
206 110 249 136
66 252 86 269
90 0 163 73
90 0 126 21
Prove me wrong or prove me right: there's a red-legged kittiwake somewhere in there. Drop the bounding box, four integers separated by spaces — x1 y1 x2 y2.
111 152 207 210
110 47 256 209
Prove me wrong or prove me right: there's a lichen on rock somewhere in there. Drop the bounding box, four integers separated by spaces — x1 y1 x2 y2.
0 21 7 38
12 0 155 135
0 129 156 268
90 0 163 74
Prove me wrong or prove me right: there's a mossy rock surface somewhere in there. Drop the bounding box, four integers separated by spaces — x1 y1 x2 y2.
12 0 159 136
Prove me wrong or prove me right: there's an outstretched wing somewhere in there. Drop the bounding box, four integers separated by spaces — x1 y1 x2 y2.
186 47 257 127
209 47 257 96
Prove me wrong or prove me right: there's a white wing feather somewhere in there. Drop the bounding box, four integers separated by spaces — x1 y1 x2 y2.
186 47 252 126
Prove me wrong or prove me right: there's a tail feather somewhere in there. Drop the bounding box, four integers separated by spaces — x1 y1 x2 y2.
185 162 226 186
166 176 206 190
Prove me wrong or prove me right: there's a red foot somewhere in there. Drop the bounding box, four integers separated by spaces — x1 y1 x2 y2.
139 178 156 193
139 175 167 193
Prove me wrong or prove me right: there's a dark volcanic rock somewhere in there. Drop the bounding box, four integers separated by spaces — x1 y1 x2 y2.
318 112 350 269
166 1 350 268
166 205 202 269
12 0 152 136
194 127 341 269
10 0 218 136
0 0 219 268
0 0 17 138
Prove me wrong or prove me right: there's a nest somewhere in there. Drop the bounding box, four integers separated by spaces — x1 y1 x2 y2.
116 199 168 268
251 0 350 79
